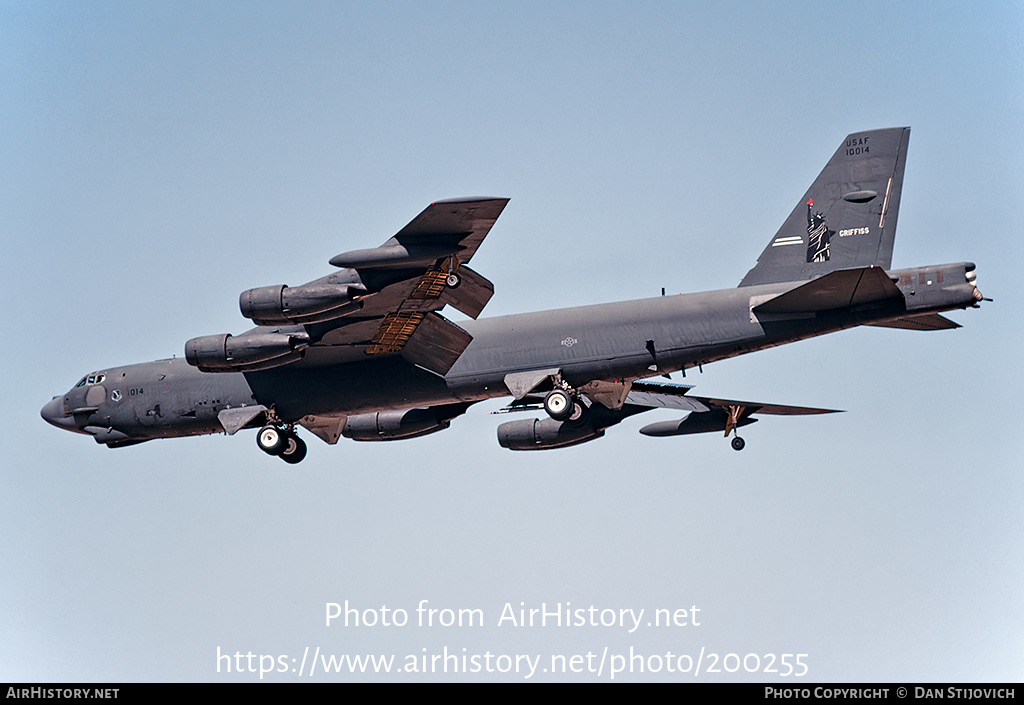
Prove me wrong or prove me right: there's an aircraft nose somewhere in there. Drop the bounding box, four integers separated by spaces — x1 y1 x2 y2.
41 396 76 430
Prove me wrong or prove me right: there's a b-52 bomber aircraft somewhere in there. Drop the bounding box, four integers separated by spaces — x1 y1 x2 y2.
42 128 986 463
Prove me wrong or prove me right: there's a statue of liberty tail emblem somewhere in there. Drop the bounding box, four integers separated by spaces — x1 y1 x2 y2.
805 199 834 263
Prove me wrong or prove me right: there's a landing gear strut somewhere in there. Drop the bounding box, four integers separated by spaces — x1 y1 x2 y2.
725 404 746 451
445 256 461 289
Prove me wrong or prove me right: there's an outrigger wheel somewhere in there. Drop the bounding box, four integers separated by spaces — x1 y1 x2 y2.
725 404 746 451
445 256 461 289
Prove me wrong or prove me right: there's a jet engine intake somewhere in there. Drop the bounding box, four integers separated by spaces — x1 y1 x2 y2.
496 417 604 450
342 408 452 441
185 331 310 373
240 283 364 325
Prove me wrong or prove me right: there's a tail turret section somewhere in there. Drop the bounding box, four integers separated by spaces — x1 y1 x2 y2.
739 127 910 286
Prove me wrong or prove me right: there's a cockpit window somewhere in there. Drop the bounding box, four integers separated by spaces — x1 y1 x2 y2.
76 373 106 387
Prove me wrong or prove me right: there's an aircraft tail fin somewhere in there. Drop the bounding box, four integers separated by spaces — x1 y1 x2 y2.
739 128 910 287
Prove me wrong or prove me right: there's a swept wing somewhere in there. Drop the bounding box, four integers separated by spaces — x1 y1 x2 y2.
187 197 509 377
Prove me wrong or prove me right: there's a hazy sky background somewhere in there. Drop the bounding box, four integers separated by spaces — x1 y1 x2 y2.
2 1 1021 682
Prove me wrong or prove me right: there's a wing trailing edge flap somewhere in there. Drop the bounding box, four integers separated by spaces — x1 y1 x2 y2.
365 310 473 376
753 266 902 315
384 264 494 319
400 312 474 376
624 381 707 412
439 265 493 319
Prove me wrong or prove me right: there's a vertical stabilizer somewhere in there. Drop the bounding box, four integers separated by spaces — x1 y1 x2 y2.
739 128 910 286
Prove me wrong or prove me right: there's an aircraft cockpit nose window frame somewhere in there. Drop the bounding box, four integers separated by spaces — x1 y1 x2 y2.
75 373 106 387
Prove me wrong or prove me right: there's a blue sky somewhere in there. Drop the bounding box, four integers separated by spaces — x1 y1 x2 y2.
2 1 1021 681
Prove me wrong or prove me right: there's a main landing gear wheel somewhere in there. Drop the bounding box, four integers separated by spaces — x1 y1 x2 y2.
566 398 589 426
543 389 574 421
279 434 307 464
257 425 288 455
731 436 746 451
445 272 461 289
569 399 585 422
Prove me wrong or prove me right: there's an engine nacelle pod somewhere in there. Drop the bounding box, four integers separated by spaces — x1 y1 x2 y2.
185 331 310 372
639 411 757 437
496 417 604 451
240 283 363 326
342 408 452 441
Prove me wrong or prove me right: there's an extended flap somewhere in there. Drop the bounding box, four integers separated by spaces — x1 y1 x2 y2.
753 266 902 314
401 312 473 376
625 390 709 413
439 265 494 319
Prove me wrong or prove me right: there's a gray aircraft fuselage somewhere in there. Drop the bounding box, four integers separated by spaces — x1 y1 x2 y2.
42 261 979 446
41 129 987 457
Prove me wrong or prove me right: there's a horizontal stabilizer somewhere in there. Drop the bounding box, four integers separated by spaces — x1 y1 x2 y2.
868 312 961 331
753 266 902 315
